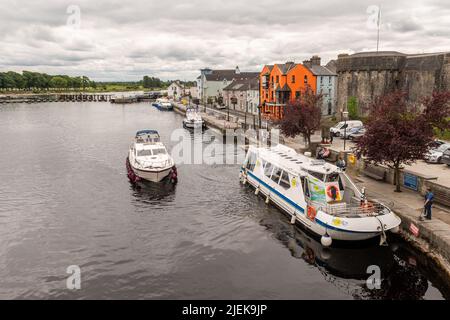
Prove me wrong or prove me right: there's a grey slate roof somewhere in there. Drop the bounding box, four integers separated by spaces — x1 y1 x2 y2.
204 70 259 82
307 65 337 76
223 76 259 91
275 62 296 75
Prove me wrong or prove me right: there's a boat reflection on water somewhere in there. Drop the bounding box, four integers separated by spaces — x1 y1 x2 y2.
261 214 437 299
129 178 177 205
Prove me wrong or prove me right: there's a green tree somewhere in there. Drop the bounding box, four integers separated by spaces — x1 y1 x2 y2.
347 96 359 120
50 76 68 89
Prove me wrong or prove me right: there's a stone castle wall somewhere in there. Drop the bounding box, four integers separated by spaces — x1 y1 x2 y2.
336 52 450 115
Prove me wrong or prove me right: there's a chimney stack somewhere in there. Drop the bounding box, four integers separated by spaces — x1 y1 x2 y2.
303 59 312 68
235 66 240 74
311 55 321 66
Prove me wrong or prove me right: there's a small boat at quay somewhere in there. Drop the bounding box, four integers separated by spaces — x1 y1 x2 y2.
183 107 206 130
127 130 177 183
240 144 401 246
111 95 138 104
152 98 173 110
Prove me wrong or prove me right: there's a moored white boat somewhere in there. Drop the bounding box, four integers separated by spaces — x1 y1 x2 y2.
152 98 173 110
127 130 176 183
183 107 205 129
240 144 401 246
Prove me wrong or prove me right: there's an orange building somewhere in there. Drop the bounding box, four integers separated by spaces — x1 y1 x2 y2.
259 62 317 119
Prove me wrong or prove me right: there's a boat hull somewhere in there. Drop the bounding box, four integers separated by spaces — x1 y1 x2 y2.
243 169 400 242
183 120 205 129
131 165 173 182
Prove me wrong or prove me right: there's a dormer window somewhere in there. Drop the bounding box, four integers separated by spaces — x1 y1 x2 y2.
292 75 295 83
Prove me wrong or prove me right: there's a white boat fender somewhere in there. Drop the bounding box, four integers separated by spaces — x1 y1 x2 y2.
255 187 260 195
243 178 247 185
290 215 296 224
390 226 400 234
321 233 332 247
265 195 270 204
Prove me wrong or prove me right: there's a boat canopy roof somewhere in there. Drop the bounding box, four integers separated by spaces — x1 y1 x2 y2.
136 129 159 137
249 144 338 176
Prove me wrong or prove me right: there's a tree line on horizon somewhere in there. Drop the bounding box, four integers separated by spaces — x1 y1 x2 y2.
0 71 96 90
141 76 196 89
0 71 197 91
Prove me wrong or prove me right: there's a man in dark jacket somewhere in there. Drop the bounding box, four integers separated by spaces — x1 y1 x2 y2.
424 187 434 220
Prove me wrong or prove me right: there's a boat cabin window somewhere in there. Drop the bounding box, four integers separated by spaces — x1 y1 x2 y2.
308 170 324 181
152 148 167 155
271 166 282 183
338 175 344 191
303 178 310 198
246 152 257 171
279 171 291 190
137 149 152 156
264 162 274 178
325 172 339 182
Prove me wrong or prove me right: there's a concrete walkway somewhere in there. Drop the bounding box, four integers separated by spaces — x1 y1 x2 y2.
351 172 450 266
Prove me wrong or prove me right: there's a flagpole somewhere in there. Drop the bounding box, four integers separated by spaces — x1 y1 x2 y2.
376 5 381 52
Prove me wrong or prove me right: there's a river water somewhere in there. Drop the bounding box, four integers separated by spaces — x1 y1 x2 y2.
0 101 448 299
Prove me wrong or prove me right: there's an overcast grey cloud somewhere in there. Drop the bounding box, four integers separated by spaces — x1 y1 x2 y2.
0 0 449 81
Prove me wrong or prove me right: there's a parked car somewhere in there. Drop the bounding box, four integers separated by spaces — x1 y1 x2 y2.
341 126 364 139
429 139 446 150
424 143 450 163
330 120 363 137
348 127 366 142
441 149 450 166
216 104 227 110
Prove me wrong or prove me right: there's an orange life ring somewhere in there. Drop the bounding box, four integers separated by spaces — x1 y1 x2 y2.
307 206 316 221
326 185 339 200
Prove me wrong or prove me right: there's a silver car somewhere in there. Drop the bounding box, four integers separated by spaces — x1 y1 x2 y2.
424 143 450 163
442 149 450 166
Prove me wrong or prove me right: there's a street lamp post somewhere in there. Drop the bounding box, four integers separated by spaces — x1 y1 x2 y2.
259 102 264 130
230 97 237 122
245 100 248 130
343 111 349 151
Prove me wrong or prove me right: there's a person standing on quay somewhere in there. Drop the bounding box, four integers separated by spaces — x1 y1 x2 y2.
423 187 434 220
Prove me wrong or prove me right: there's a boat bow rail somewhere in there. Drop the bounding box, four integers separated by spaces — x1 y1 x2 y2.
309 200 389 217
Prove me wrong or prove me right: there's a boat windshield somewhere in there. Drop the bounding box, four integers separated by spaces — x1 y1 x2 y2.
137 149 152 156
152 148 167 155
325 172 340 182
308 170 325 181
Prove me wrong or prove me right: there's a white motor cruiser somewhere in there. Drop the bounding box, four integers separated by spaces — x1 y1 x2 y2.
240 144 401 246
127 130 176 183
183 107 205 129
152 98 173 110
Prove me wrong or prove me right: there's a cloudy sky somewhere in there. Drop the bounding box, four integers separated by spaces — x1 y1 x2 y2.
0 0 449 81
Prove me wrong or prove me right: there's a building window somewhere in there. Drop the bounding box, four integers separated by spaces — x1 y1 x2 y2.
304 75 308 83
276 76 279 83
295 91 300 99
271 76 274 83
292 75 295 83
